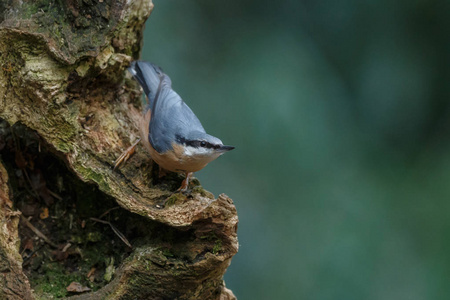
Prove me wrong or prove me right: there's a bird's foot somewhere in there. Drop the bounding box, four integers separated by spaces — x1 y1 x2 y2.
176 172 193 194
155 172 193 209
113 138 141 170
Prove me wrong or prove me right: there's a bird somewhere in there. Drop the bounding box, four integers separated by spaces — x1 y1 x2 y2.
114 61 234 192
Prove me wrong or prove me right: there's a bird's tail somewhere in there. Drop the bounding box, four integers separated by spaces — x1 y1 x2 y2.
128 61 167 106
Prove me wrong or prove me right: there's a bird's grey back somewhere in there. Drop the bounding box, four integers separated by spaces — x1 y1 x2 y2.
129 61 206 153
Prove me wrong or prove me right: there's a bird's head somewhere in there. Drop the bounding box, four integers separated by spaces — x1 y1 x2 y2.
176 131 234 160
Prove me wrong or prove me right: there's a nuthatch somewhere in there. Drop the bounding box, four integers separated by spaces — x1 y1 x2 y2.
114 61 234 191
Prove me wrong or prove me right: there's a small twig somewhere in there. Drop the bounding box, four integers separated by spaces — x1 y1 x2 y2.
69 214 73 230
47 189 63 201
108 223 132 248
22 244 45 267
90 217 132 248
20 215 58 248
90 217 109 225
98 206 120 219
113 138 141 170
62 242 72 252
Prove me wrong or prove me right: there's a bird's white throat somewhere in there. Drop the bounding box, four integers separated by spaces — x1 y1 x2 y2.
183 146 222 159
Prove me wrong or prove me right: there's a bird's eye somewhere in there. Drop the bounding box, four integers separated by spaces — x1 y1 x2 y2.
200 141 206 147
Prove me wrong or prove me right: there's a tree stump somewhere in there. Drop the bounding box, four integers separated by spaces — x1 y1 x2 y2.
0 0 238 299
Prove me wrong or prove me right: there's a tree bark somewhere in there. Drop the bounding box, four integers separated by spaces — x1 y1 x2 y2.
0 1 238 299
0 159 33 300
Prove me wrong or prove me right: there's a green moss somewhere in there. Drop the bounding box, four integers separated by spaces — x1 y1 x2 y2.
2 0 124 65
161 248 175 258
0 251 7 271
200 232 218 241
70 234 84 244
200 232 223 255
126 272 157 290
189 177 201 186
74 163 111 194
20 2 40 19
104 257 115 282
164 193 185 207
55 141 72 153
33 262 85 298
212 239 223 254
1 43 25 81
0 125 136 298
144 260 152 271
192 186 214 198
87 231 103 242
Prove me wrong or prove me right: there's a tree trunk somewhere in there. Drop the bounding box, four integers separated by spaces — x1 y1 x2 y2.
0 1 238 299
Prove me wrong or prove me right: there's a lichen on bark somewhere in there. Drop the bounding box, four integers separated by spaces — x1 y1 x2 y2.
0 0 238 299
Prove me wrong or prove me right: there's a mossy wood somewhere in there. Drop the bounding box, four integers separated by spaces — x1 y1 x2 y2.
0 1 238 299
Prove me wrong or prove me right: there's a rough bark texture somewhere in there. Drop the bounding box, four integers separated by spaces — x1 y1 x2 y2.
0 0 238 299
0 160 33 300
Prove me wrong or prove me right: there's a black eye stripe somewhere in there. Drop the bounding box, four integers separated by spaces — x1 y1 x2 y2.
192 141 201 147
179 138 217 149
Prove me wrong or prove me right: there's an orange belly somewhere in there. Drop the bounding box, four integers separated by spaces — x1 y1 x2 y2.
138 109 209 173
148 142 210 173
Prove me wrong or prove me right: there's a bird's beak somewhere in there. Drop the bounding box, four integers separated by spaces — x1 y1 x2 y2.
218 145 235 152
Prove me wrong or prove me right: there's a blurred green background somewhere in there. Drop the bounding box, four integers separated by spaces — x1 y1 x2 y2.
142 1 450 299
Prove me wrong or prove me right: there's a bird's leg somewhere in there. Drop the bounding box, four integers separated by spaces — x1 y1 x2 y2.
155 172 193 209
177 172 193 193
113 138 141 170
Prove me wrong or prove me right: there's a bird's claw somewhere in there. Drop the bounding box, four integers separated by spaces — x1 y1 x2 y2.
113 138 141 170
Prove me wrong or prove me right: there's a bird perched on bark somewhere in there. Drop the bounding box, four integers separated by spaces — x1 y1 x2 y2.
114 61 234 191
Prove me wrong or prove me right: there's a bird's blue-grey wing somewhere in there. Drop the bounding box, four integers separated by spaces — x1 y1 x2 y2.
149 81 205 153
